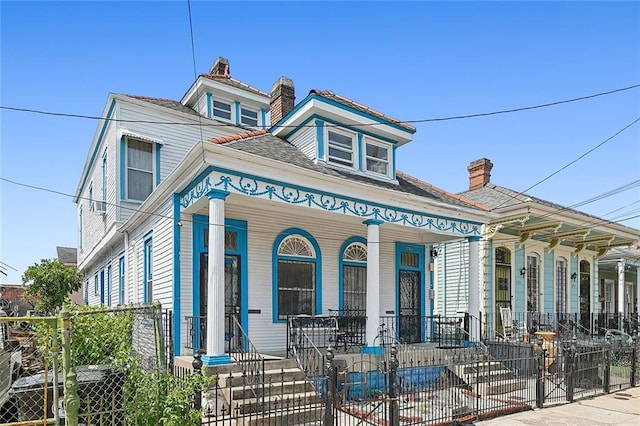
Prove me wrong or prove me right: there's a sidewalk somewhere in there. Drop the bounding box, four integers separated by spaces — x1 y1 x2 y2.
475 386 640 425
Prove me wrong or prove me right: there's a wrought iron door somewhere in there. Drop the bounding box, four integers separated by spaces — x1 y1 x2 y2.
398 270 421 344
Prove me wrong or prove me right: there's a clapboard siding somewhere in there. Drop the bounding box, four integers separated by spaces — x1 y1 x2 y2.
180 203 427 354
288 126 317 161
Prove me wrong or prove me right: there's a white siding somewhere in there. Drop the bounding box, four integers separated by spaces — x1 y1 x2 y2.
288 127 317 161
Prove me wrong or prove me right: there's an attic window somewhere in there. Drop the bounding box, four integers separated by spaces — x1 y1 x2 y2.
327 130 354 167
240 107 258 127
212 100 231 120
365 142 388 175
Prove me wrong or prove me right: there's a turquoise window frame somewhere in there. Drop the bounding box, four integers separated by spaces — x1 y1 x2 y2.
338 236 367 312
272 228 322 322
88 183 93 211
118 254 125 305
119 136 159 202
79 208 83 251
99 269 105 304
192 215 249 349
102 150 107 203
143 232 153 304
106 263 112 307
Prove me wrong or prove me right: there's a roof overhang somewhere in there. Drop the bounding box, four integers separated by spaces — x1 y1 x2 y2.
271 94 415 145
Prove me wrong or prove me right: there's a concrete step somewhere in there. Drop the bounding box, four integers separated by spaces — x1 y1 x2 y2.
205 357 299 376
457 361 504 375
232 391 322 415
227 379 315 400
238 404 324 426
219 367 306 387
476 378 528 395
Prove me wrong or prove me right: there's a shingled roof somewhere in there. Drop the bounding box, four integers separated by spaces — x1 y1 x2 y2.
212 132 484 211
309 90 416 132
122 95 202 117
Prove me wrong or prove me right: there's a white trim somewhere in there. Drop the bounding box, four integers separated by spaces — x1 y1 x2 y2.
119 129 164 146
363 136 391 178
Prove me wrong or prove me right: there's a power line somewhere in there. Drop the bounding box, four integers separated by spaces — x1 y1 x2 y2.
491 115 640 210
1 172 637 248
1 83 638 129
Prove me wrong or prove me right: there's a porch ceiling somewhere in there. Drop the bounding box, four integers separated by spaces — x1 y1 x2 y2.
491 215 637 254
192 194 469 245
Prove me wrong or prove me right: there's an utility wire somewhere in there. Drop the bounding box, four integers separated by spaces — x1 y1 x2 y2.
1 83 638 129
491 116 640 211
1 173 638 247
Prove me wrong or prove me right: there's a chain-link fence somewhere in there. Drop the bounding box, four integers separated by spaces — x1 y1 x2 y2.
0 314 60 425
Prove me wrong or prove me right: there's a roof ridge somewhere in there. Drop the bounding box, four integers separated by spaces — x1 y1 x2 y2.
123 94 182 103
396 171 491 211
309 89 416 132
200 73 269 97
209 129 268 145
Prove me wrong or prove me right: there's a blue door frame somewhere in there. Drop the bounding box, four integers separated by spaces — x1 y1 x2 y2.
192 215 248 351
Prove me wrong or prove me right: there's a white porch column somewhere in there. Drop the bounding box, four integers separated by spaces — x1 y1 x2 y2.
363 219 382 353
468 237 480 341
203 189 231 366
617 260 625 330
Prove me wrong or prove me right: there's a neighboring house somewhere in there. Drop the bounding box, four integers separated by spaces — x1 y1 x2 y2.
0 285 32 316
74 57 492 364
434 158 639 336
56 246 83 305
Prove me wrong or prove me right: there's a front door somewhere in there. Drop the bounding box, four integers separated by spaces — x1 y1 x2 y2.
225 255 241 352
495 247 512 334
198 253 242 352
399 270 421 344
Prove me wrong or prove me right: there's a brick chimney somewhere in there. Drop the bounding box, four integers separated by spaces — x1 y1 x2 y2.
270 77 295 126
209 57 230 76
467 158 493 190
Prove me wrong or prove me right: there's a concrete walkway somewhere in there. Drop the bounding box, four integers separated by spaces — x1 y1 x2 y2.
476 386 640 425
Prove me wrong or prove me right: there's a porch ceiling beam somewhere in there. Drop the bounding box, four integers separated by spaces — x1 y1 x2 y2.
518 221 562 242
549 229 592 240
518 221 562 234
486 214 530 238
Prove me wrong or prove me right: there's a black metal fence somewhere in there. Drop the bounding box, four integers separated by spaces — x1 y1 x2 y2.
186 334 638 425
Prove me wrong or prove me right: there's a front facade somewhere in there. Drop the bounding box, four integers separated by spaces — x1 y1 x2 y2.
74 58 491 363
435 158 639 336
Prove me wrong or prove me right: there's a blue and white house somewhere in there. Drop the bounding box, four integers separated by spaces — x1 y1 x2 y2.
433 158 639 336
74 57 492 364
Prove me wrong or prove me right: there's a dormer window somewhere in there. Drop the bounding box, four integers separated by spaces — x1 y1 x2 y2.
365 141 389 176
328 129 355 167
240 107 258 127
212 100 232 120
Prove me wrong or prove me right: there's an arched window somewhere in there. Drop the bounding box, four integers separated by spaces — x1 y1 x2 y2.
340 239 367 312
526 253 541 313
273 229 321 320
556 256 568 313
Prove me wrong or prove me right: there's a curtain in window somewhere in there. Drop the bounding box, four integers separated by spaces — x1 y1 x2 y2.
127 139 153 201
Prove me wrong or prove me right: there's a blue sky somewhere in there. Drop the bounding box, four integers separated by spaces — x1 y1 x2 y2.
1 1 639 284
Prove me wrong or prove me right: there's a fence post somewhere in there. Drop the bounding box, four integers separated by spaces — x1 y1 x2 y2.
630 336 637 388
192 350 203 410
603 344 611 394
565 340 575 402
388 343 400 426
61 310 80 426
535 346 545 408
324 347 336 426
